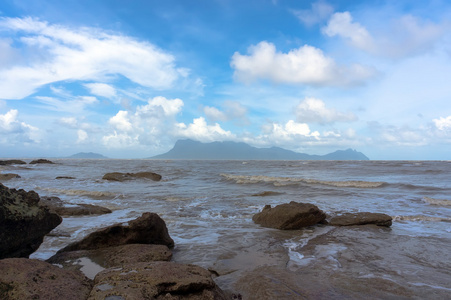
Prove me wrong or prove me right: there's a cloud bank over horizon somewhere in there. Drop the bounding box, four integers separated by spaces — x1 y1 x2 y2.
1 0 451 159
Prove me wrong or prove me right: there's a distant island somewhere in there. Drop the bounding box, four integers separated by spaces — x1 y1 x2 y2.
151 139 369 160
68 152 108 159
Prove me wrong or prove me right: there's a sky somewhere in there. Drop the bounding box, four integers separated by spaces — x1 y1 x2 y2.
1 0 451 160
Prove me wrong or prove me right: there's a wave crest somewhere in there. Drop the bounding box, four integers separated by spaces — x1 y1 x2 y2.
393 215 451 223
220 174 385 188
38 187 118 199
423 197 451 206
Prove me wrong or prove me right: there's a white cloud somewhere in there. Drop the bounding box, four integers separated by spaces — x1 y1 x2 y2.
137 96 184 117
175 117 235 142
84 83 117 98
34 95 98 113
204 101 248 123
0 109 40 143
434 116 451 131
295 97 357 124
109 110 133 132
77 129 88 143
292 1 334 26
204 106 227 122
322 12 444 58
231 41 374 86
0 17 183 99
260 120 320 144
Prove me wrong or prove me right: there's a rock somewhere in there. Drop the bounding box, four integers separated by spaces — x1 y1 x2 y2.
251 191 283 197
58 212 174 253
0 184 62 259
40 196 112 216
329 212 392 227
0 258 92 300
56 176 76 179
88 261 228 300
0 173 21 181
47 244 172 273
29 159 54 164
102 171 162 182
252 201 326 230
0 160 27 165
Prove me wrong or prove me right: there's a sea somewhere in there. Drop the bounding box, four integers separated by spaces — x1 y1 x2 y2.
2 159 451 299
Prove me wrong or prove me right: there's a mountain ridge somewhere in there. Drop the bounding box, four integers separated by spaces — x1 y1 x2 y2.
151 139 369 160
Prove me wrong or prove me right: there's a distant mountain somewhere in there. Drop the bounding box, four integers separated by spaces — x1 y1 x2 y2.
151 139 369 160
68 152 108 159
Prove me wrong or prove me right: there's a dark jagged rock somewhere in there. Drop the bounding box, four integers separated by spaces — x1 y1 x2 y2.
0 258 92 300
0 173 21 181
329 212 392 227
29 159 54 164
102 171 162 182
47 244 172 274
58 212 174 253
56 176 76 179
40 196 112 216
0 184 62 259
89 262 228 299
252 201 326 230
0 160 27 165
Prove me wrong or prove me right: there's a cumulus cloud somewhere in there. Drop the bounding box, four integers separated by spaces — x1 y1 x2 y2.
259 120 320 144
231 41 374 86
433 116 451 131
84 83 117 98
175 117 235 142
0 17 182 99
295 97 357 124
77 129 88 143
292 1 334 26
322 12 444 58
0 109 40 143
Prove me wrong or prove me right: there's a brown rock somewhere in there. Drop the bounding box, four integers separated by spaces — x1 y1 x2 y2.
329 212 392 227
88 262 228 300
0 173 21 181
252 201 326 230
0 184 62 258
102 171 162 181
251 191 283 197
0 160 27 165
0 258 92 300
29 159 55 164
48 244 172 273
58 212 174 253
55 176 76 179
40 196 112 216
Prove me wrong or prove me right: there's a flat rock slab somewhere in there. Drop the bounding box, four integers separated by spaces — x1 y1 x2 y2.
0 160 27 165
40 197 112 216
0 173 21 181
252 201 326 230
29 159 55 164
89 261 228 300
48 244 172 272
329 212 392 227
0 258 92 300
102 171 162 182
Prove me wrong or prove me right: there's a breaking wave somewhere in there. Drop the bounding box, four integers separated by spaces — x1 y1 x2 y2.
393 215 451 223
37 187 119 199
423 197 451 206
221 174 386 188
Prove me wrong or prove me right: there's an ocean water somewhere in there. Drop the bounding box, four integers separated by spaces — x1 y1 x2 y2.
2 159 451 298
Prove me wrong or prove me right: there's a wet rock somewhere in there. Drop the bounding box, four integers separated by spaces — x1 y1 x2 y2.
0 173 21 181
56 176 76 179
0 258 92 300
58 212 174 253
329 212 392 227
48 244 172 274
102 171 162 182
29 158 55 164
0 184 62 259
89 261 228 300
252 201 326 230
0 160 27 165
251 191 283 197
40 196 112 216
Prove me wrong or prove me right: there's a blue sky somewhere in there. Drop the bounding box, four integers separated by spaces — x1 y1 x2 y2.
1 0 451 159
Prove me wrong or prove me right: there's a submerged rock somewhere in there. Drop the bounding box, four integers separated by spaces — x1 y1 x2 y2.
0 160 27 165
0 258 92 300
252 201 326 230
329 212 392 227
89 261 228 300
0 184 62 259
102 171 162 182
40 196 112 216
0 173 21 181
58 212 174 253
29 159 55 164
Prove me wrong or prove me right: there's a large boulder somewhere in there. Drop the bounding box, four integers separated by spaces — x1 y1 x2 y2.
0 258 92 300
89 261 228 300
0 184 62 259
252 201 326 230
29 159 54 164
40 196 112 216
0 160 27 165
58 212 174 253
329 212 392 227
102 171 162 182
0 174 21 181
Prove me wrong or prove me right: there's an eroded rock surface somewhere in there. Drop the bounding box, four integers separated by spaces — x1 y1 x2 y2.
252 201 326 230
102 171 162 182
0 174 21 181
40 196 112 216
329 212 392 227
